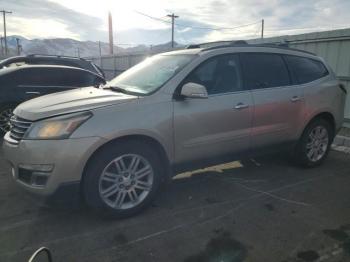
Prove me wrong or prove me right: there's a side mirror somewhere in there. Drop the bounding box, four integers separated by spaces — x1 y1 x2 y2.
180 82 208 99
93 77 106 88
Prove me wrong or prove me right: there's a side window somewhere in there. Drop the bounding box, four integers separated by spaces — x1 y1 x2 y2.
16 68 59 86
60 69 96 87
284 55 329 84
184 54 243 95
240 53 290 89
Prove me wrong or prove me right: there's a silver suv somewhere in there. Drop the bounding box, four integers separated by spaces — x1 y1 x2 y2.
3 43 346 217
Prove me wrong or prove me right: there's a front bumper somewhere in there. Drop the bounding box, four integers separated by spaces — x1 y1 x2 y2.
2 132 105 196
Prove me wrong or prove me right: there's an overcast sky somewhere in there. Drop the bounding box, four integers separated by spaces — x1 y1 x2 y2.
1 0 350 46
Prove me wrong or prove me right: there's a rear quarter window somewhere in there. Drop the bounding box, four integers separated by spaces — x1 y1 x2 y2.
284 55 329 84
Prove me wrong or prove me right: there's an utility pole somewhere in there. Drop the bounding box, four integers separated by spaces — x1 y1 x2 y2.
167 13 179 48
108 12 114 55
15 37 21 55
98 41 102 57
0 10 12 56
261 19 264 39
0 36 3 56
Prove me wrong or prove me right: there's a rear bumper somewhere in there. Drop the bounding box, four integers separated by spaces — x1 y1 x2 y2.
2 133 106 196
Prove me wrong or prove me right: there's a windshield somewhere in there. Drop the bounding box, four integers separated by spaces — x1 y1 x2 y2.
107 54 195 95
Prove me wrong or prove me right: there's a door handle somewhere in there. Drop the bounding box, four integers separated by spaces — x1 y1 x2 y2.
290 96 301 102
25 91 41 95
234 103 249 110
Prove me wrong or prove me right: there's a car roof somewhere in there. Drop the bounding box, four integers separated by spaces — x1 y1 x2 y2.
0 55 104 76
160 48 202 56
0 54 88 63
161 42 319 59
0 64 102 77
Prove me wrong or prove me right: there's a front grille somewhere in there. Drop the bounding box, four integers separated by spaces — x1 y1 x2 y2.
18 168 49 187
9 115 33 143
18 168 32 184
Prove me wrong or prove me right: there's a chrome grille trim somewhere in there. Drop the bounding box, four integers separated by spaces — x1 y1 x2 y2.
9 115 32 143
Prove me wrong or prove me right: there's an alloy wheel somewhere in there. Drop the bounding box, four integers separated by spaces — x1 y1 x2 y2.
306 125 329 162
98 154 154 210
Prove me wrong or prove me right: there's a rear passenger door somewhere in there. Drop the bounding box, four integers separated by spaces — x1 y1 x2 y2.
14 68 59 100
16 67 105 100
240 52 305 150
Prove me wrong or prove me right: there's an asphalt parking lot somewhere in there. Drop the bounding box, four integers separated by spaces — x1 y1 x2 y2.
1 142 350 262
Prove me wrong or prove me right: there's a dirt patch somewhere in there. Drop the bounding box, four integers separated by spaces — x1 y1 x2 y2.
205 197 220 204
114 233 128 245
297 250 320 261
323 229 348 242
184 231 247 262
323 225 350 255
264 203 275 211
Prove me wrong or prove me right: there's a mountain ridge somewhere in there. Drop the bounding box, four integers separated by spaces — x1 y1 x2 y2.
3 36 181 58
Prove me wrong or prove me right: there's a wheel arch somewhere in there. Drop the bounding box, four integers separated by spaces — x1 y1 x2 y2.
300 111 336 140
81 134 172 187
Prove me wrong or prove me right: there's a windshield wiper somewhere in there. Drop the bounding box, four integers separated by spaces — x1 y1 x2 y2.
104 85 129 94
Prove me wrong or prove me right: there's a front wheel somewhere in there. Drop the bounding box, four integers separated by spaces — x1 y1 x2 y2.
294 118 333 167
83 141 163 218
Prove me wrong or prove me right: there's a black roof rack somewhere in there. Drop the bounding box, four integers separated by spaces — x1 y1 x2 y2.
186 40 248 49
27 54 87 61
185 40 316 56
186 44 201 49
251 43 316 55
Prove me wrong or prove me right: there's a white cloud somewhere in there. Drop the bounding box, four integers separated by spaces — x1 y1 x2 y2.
8 17 80 40
3 0 350 44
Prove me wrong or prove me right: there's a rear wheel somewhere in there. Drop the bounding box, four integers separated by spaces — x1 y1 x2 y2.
0 104 15 135
83 140 163 218
294 118 333 167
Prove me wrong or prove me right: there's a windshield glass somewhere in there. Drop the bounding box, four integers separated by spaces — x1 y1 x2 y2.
107 54 195 95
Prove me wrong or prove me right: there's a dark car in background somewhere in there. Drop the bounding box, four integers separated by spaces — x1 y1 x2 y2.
0 54 105 77
0 65 106 133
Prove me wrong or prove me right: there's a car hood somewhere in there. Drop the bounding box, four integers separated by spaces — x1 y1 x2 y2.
14 86 138 121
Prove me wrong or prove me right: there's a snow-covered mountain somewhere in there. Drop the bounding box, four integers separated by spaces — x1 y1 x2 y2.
4 36 181 58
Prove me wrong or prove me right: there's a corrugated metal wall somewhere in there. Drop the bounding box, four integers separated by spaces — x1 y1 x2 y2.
89 28 350 124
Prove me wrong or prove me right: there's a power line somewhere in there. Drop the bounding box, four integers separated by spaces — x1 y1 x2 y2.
174 20 261 31
135 10 260 31
135 11 171 24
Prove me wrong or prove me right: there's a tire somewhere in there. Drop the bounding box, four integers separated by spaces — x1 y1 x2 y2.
294 118 334 168
82 140 163 218
0 104 15 136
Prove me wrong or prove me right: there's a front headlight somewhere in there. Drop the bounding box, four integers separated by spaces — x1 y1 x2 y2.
25 112 92 140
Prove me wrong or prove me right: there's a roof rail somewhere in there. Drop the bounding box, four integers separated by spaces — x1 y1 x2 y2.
184 40 316 56
186 40 248 50
27 54 87 61
191 41 316 56
186 44 201 49
252 43 316 55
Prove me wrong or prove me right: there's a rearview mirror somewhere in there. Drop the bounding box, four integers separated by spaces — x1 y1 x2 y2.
180 82 208 99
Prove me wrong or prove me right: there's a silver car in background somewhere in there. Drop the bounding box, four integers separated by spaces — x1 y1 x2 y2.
2 42 346 217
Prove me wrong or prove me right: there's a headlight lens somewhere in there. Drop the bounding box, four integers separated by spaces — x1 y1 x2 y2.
25 112 92 139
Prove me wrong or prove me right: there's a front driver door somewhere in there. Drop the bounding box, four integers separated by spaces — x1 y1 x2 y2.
173 54 253 164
